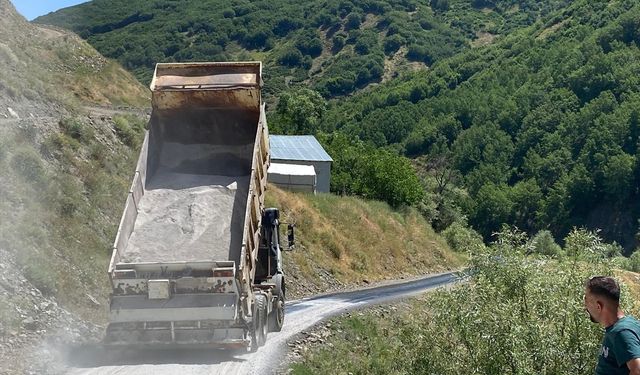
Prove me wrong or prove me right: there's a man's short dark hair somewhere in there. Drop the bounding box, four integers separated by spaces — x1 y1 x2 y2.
586 276 620 304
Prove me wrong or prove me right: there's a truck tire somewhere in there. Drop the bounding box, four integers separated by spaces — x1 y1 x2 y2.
268 274 285 332
251 293 268 350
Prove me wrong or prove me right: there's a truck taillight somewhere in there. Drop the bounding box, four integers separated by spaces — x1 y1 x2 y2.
213 268 234 277
113 269 137 279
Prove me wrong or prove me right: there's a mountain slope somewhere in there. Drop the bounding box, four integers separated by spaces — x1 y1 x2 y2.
35 0 570 98
0 1 149 372
1 2 148 113
319 0 640 249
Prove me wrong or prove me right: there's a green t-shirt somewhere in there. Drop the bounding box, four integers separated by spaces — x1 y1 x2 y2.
596 316 640 375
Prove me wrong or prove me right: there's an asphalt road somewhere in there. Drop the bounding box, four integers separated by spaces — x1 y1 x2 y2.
65 271 461 375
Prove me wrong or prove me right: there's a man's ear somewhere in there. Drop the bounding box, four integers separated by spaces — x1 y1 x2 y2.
597 300 604 311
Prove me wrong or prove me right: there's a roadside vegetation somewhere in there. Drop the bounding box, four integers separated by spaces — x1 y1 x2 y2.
292 228 639 374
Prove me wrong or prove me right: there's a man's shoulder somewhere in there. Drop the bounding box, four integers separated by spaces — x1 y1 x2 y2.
612 316 640 333
609 317 640 345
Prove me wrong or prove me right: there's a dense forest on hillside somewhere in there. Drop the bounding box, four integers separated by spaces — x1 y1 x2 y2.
37 0 568 98
38 0 640 252
319 0 640 250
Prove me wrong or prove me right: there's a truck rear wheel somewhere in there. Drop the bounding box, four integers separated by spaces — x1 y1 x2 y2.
268 274 285 332
268 290 285 332
250 293 268 351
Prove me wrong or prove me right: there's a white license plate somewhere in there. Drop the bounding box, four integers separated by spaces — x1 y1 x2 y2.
148 279 170 299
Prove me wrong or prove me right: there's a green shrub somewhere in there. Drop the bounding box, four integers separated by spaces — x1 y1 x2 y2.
294 228 614 374
59 118 93 143
441 221 484 252
564 228 609 260
383 35 404 55
603 242 623 258
278 48 304 67
530 230 562 257
346 13 363 30
18 252 58 296
113 115 144 148
612 255 631 271
332 35 346 52
41 133 69 158
628 250 640 272
10 147 47 187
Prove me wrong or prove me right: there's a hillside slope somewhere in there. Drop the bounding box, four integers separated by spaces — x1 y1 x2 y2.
1 1 148 114
266 187 464 299
0 1 149 372
35 0 569 98
45 0 640 251
319 0 640 250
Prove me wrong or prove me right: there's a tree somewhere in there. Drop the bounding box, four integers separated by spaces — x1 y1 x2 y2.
431 0 450 12
274 89 327 135
384 35 404 55
473 183 513 239
358 150 425 207
332 34 346 52
295 29 323 57
346 13 363 30
529 230 562 256
278 48 303 67
602 152 636 202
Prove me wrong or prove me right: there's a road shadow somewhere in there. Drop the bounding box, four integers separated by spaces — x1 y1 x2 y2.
64 344 248 368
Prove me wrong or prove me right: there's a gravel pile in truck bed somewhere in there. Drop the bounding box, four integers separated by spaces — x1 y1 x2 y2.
121 172 250 264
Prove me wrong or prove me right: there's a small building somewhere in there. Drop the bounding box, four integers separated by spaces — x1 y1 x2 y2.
267 163 316 193
269 135 333 193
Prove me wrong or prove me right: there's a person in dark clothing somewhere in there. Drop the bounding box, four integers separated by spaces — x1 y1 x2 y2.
585 276 640 375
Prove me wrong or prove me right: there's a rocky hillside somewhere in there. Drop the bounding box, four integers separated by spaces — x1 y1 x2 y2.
0 1 149 372
0 1 148 115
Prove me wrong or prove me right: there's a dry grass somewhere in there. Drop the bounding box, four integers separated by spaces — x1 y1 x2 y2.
536 19 570 41
617 270 640 313
266 186 465 298
471 31 497 47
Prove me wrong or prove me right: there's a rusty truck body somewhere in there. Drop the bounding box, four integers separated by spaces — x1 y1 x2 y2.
105 62 287 350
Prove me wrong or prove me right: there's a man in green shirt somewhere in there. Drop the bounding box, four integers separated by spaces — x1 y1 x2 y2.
585 276 640 375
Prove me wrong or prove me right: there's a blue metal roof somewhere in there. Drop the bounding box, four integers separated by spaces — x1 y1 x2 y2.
270 135 333 162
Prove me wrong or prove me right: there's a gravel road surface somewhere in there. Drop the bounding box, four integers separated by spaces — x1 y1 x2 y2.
65 272 460 375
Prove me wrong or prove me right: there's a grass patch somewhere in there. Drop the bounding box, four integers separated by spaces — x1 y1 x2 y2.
269 187 466 297
60 117 94 143
291 310 410 375
10 147 48 187
113 115 145 147
17 251 58 297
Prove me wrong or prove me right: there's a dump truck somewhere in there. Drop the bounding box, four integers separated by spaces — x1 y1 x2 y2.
104 62 290 350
